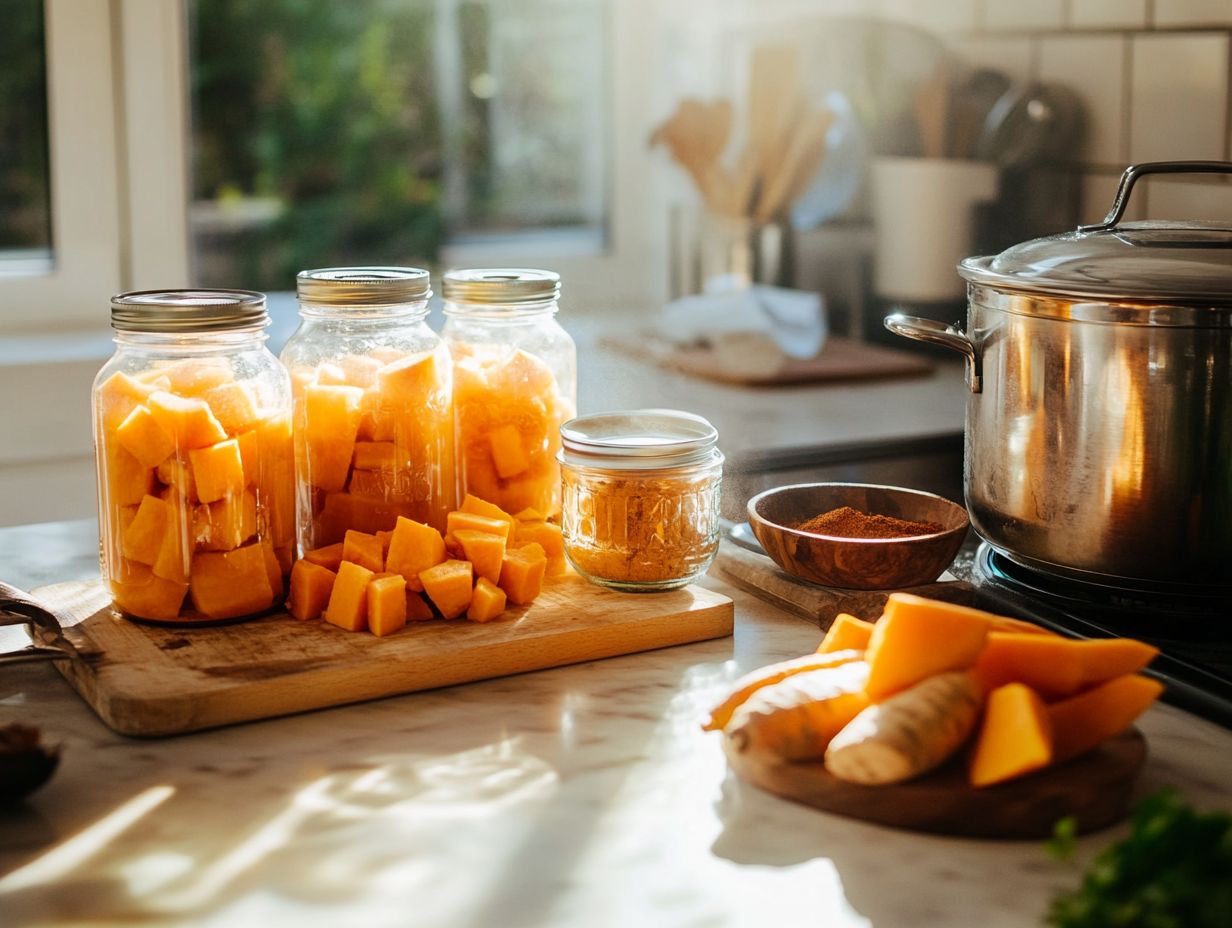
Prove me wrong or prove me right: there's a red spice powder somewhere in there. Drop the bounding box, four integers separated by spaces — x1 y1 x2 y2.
793 505 943 540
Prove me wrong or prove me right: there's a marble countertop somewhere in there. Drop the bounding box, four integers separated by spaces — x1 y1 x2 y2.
1 521 1230 928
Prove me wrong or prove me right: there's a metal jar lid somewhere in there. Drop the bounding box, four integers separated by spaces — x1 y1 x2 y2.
959 161 1232 308
442 268 561 307
559 409 722 471
110 290 268 333
296 267 431 305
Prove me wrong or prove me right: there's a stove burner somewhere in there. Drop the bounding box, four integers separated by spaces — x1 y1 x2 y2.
970 543 1232 729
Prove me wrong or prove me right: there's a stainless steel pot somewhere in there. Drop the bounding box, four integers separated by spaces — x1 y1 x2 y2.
886 161 1232 591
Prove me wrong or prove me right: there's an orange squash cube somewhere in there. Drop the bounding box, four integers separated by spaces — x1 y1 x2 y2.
467 577 507 623
116 403 176 469
260 540 285 599
487 424 530 479
189 439 245 504
110 562 188 621
367 574 408 637
235 429 259 485
817 613 874 654
202 380 259 435
152 498 191 584
406 590 435 621
353 441 397 472
196 488 257 551
304 542 345 571
324 560 375 631
453 529 506 585
107 443 156 507
419 559 473 619
287 560 337 620
375 529 393 555
97 371 165 432
385 516 447 593
512 520 565 575
514 507 545 522
147 359 234 396
189 542 275 619
342 353 384 387
122 495 170 565
446 510 510 541
303 384 364 492
498 542 546 605
459 494 517 532
376 350 443 401
1048 674 1164 764
155 455 197 502
864 594 990 698
343 529 386 573
148 390 228 450
973 634 1160 700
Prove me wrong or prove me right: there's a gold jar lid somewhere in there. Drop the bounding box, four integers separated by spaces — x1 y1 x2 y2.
110 290 268 333
296 267 431 305
559 409 721 471
442 268 560 306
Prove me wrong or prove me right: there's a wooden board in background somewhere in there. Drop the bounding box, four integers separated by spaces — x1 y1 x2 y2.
601 333 934 386
724 728 1147 839
21 576 733 737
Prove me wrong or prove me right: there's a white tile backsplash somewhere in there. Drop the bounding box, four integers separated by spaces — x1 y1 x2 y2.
1038 35 1126 164
876 0 980 34
1153 0 1232 28
983 0 1066 31
956 36 1034 83
1129 33 1229 163
1068 0 1149 29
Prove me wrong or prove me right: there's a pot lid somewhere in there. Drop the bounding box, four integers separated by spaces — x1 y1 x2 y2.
959 161 1232 303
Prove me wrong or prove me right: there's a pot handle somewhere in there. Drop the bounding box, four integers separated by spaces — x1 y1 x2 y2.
1079 160 1232 232
884 314 982 393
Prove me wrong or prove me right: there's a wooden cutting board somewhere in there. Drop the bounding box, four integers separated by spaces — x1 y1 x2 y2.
17 576 733 737
723 728 1147 839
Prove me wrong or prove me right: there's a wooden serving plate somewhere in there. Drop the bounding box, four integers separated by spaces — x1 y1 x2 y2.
722 728 1147 839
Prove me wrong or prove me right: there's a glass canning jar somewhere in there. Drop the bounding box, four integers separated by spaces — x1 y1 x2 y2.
281 267 454 548
92 290 294 624
441 268 577 518
558 409 724 592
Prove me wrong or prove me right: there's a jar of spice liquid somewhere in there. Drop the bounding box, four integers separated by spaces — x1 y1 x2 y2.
281 267 454 548
92 290 295 623
558 409 724 592
442 268 576 519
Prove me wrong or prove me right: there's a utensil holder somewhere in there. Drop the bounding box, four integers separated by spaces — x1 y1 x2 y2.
669 205 795 299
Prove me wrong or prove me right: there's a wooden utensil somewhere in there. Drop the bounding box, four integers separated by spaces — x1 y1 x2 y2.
753 106 834 223
727 43 802 217
913 63 950 159
650 97 735 213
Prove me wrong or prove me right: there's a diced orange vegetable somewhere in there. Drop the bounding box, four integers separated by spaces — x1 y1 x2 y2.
704 649 866 732
97 371 166 432
342 529 386 573
148 390 228 450
864 594 990 698
323 560 375 631
146 359 233 396
189 542 275 619
353 441 397 471
198 489 257 551
107 444 155 507
512 520 564 575
235 429 259 485
303 542 345 571
458 493 517 531
260 540 285 599
498 542 546 605
288 560 337 620
189 439 245 504
419 559 473 619
341 354 383 387
116 404 175 469
487 424 530 478
109 561 188 621
467 577 507 623
122 495 170 565
446 510 511 541
256 412 295 546
152 497 191 584
817 613 874 654
202 380 259 435
453 529 506 585
969 683 1053 788
384 516 447 593
303 384 364 492
156 456 197 502
406 590 435 621
367 574 408 637
314 362 349 386
986 615 1060 636
973 634 1160 700
514 507 545 522
1048 674 1163 764
375 529 393 554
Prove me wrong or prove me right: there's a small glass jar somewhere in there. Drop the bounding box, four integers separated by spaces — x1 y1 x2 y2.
558 409 724 592
442 269 577 518
92 290 294 623
281 267 454 548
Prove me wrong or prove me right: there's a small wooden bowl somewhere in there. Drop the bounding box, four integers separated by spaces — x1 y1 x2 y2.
746 482 969 590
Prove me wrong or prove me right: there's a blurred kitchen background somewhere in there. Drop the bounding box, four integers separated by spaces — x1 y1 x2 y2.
2 0 1232 525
